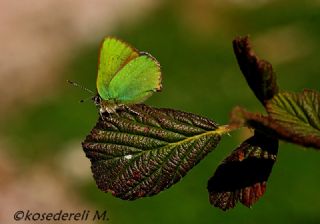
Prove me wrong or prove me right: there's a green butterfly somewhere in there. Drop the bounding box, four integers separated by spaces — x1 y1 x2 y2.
93 37 162 114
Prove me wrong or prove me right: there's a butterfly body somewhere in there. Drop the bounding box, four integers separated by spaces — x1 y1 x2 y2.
95 37 162 114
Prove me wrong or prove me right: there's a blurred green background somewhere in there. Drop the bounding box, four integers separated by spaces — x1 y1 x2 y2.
1 0 320 223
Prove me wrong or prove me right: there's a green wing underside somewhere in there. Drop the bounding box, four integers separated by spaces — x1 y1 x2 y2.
107 55 161 104
96 37 161 104
97 38 139 99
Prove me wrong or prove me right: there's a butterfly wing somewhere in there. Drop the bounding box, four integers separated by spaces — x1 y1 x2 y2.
106 53 162 104
97 37 139 100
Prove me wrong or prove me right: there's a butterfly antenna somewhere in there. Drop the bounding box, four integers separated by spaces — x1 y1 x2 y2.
67 80 96 103
67 80 94 94
79 95 94 103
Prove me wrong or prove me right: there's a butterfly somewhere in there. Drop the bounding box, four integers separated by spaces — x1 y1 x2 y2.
92 37 162 114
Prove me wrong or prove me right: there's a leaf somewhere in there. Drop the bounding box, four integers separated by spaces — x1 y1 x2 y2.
82 104 223 200
207 131 278 211
233 36 279 105
230 90 320 149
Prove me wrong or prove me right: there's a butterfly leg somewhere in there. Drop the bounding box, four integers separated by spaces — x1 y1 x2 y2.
118 104 142 117
99 111 111 120
99 105 119 120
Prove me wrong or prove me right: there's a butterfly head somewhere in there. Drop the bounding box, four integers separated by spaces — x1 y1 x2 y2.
92 94 102 106
92 94 119 115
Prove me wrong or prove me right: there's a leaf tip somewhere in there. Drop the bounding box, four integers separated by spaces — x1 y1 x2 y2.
232 35 279 105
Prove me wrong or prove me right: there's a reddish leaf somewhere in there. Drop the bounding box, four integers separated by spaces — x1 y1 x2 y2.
233 36 278 105
208 131 278 210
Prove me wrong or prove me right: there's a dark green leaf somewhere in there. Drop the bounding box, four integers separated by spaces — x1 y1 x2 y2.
233 36 278 105
230 90 320 149
207 131 278 211
83 104 223 200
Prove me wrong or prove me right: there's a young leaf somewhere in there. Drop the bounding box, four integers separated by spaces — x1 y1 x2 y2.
230 90 320 149
266 90 320 148
82 104 224 200
207 131 278 211
233 36 278 105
